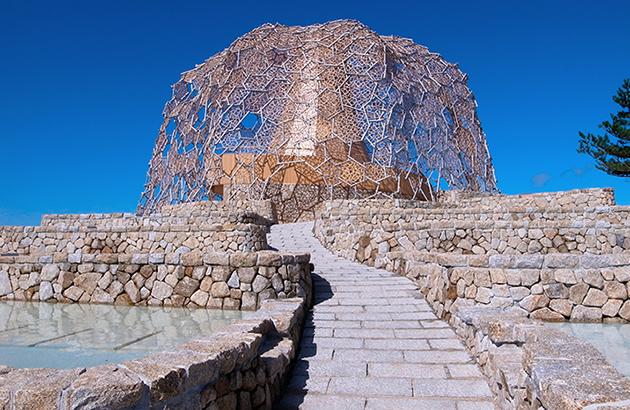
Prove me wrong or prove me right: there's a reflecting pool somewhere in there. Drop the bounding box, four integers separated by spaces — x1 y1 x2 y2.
546 322 630 379
0 301 244 369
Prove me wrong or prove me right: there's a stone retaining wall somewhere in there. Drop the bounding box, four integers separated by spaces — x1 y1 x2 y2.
449 306 630 409
0 200 274 256
386 252 630 323
314 188 630 258
0 251 312 311
0 297 308 410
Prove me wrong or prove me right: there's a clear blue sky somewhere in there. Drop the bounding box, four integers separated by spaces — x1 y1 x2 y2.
1 0 629 226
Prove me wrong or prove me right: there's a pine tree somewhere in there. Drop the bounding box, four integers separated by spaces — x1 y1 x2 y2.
578 79 630 176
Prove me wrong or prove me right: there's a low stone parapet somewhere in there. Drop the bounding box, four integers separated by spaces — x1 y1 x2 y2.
0 251 312 311
386 251 630 323
0 297 308 409
449 306 630 409
0 200 275 256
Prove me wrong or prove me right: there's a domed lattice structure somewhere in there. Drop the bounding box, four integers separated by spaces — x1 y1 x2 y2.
138 20 497 222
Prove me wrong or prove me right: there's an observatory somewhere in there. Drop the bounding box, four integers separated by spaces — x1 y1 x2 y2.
138 20 497 221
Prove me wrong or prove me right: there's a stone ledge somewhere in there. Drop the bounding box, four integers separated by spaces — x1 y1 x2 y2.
0 297 309 409
451 306 630 409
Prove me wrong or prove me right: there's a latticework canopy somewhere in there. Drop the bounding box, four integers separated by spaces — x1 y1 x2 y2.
139 20 497 222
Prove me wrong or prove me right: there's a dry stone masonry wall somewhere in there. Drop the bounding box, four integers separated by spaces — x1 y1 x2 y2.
0 250 312 311
0 200 273 256
314 188 630 323
315 188 627 262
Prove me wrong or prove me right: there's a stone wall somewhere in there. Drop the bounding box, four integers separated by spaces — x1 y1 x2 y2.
449 306 630 409
0 250 312 311
0 297 308 410
314 188 630 260
0 200 274 256
314 188 630 323
386 252 630 323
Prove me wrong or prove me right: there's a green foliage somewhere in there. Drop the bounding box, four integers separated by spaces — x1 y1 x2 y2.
578 79 630 176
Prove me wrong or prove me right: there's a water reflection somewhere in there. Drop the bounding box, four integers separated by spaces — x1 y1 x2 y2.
546 322 630 379
0 301 244 369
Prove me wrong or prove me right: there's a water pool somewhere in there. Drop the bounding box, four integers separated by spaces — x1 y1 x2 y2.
0 301 244 369
546 322 630 379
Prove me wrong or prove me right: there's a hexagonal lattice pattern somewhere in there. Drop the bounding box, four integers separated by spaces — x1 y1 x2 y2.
138 20 497 222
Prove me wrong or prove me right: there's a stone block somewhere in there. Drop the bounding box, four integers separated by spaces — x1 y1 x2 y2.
66 364 144 409
549 299 573 317
174 276 199 297
554 269 577 285
602 299 623 317
604 281 627 299
569 283 589 304
211 266 231 282
152 282 173 301
75 272 101 294
211 282 230 298
543 283 568 299
519 295 549 312
570 305 602 322
256 251 282 267
231 252 258 267
619 300 630 321
40 264 60 281
181 251 203 266
583 288 608 307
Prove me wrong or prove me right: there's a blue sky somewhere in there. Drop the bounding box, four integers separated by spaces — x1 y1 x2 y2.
1 0 629 226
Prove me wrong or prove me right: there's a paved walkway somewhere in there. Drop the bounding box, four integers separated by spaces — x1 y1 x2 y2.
268 222 496 410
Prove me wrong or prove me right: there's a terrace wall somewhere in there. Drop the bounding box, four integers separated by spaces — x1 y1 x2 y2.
0 250 312 311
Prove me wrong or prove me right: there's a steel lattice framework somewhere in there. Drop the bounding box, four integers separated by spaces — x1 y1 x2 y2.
138 20 497 222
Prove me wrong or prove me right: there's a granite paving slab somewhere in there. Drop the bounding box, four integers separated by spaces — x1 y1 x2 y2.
269 222 497 409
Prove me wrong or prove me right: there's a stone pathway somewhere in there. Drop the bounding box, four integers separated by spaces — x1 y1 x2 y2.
268 222 496 410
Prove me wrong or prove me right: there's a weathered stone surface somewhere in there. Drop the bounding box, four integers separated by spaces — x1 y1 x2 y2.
227 272 240 288
13 368 84 410
570 305 602 322
64 285 85 301
569 283 589 304
91 288 115 304
75 273 101 294
124 281 141 303
174 276 199 297
152 282 173 301
40 264 60 281
583 288 608 307
211 282 230 298
231 252 258 267
67 364 144 409
519 295 549 312
602 299 623 317
252 275 270 293
549 299 573 317
0 270 12 296
190 289 209 306
530 307 564 321
619 300 630 321
604 281 627 299
39 281 54 300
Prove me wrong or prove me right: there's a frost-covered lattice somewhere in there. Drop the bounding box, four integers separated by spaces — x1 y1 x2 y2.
139 20 497 222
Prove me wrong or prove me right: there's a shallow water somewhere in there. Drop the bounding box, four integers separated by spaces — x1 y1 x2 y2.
546 322 630 379
0 301 244 369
